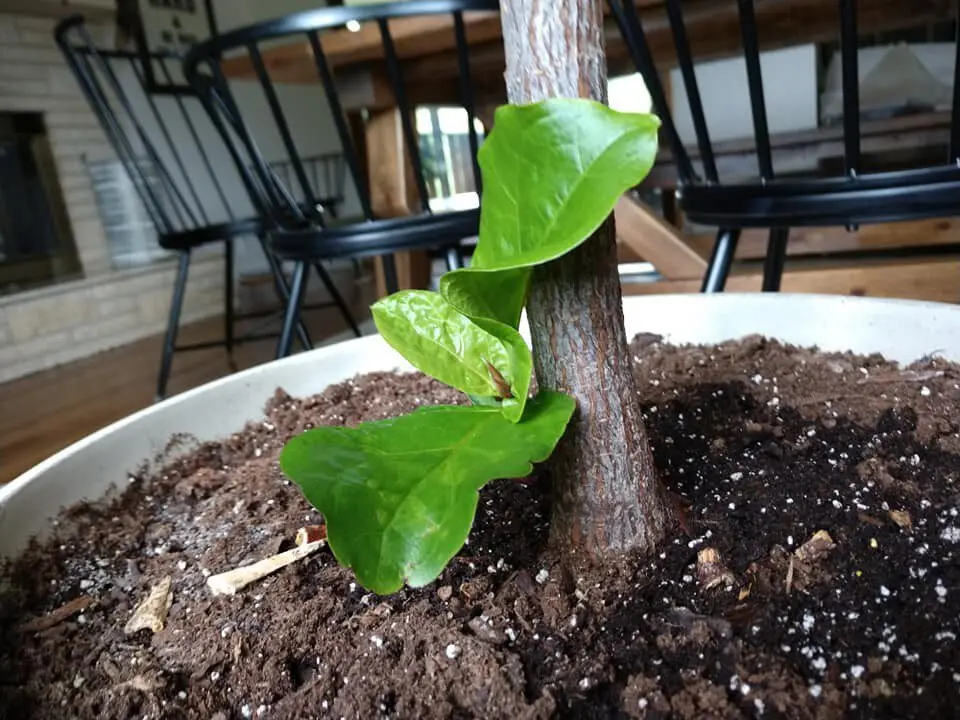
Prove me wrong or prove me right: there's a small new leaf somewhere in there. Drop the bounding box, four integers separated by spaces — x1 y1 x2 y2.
470 314 531 423
485 360 512 398
371 290 524 400
280 391 577 594
472 98 660 271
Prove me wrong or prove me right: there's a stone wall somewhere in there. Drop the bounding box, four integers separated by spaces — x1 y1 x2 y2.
0 253 224 383
0 13 226 384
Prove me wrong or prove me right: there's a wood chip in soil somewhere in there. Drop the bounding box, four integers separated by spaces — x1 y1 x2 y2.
1 337 958 719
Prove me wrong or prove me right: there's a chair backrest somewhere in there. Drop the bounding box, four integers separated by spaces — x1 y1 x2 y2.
182 0 500 236
267 151 347 217
55 15 251 239
607 0 960 188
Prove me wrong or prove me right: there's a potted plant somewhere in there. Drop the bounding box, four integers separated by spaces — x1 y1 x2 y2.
1 5 957 719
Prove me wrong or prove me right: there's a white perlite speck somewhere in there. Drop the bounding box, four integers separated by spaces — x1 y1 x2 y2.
940 526 960 543
535 569 549 584
850 665 865 679
809 684 823 698
445 644 461 659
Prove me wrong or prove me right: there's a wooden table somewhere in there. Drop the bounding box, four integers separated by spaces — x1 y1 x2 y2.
221 0 955 295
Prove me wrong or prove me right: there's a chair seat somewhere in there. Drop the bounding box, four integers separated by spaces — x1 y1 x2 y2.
158 217 263 250
267 209 481 261
680 163 960 228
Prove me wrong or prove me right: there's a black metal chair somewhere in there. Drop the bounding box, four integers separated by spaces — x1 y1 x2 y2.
55 15 354 401
609 0 960 292
182 0 496 358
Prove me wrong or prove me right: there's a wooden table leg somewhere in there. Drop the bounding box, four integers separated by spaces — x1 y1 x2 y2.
364 107 432 299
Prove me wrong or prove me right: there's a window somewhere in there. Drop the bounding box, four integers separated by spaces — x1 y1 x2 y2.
415 107 485 212
609 73 653 114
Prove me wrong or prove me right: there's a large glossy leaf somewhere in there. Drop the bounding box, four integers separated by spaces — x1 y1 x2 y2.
471 98 660 270
371 290 521 400
280 391 577 594
439 266 531 329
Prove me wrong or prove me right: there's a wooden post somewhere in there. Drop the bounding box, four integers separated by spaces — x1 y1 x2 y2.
365 108 432 298
499 0 671 557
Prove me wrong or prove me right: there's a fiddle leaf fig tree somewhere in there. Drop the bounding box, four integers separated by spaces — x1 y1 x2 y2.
279 98 660 595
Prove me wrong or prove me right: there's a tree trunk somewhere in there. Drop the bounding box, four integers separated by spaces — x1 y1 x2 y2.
499 0 671 557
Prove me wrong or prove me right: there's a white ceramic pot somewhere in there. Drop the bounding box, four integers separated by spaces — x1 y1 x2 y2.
2 292 958 559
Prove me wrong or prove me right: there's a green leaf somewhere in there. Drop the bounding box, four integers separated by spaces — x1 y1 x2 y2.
439 266 531 329
371 290 523 400
471 97 660 270
280 391 577 594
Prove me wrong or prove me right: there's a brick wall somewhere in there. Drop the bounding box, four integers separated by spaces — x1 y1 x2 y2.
0 13 227 384
0 253 225 383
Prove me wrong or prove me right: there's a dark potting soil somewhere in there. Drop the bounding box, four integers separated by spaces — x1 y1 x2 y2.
1 334 958 720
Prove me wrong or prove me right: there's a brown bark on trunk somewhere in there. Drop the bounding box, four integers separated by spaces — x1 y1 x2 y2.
499 0 671 557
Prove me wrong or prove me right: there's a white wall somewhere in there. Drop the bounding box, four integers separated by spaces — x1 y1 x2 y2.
670 44 818 169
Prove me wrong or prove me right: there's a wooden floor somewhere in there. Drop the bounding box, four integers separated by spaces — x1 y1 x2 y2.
0 282 375 486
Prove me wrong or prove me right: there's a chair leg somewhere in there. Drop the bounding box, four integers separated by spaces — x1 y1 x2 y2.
762 227 789 292
155 250 191 403
312 262 362 338
444 244 464 271
276 261 309 359
224 240 236 367
257 235 312 351
700 227 741 293
382 254 400 295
